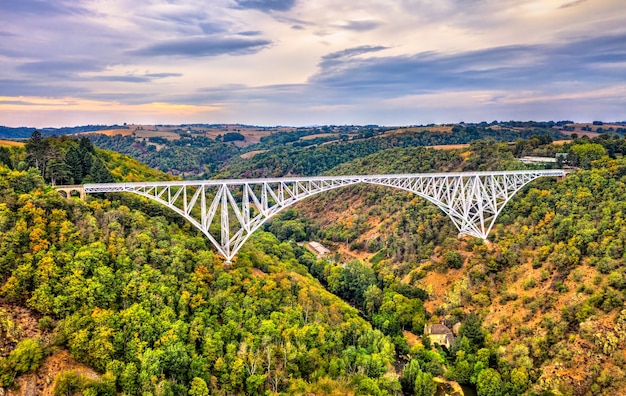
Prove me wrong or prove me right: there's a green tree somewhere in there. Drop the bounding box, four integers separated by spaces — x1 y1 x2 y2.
338 260 377 306
9 338 44 373
570 143 607 169
188 377 209 396
25 130 47 174
422 334 432 350
459 313 485 350
79 136 95 155
453 358 472 384
0 337 45 386
65 146 84 183
476 368 502 396
89 157 114 183
508 367 529 395
47 157 71 185
53 371 86 396
162 341 191 382
120 362 139 395
414 370 436 396
443 250 463 269
0 147 12 169
0 338 44 385
363 284 383 317
400 359 421 394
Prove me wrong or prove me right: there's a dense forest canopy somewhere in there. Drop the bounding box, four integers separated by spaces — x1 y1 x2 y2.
1 130 626 395
0 138 404 395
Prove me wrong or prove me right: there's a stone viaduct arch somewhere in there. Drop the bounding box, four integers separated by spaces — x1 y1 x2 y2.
55 185 86 200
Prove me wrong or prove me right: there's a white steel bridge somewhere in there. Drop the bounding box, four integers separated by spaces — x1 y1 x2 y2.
82 170 565 263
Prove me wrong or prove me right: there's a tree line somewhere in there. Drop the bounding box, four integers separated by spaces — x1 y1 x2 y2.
23 131 113 185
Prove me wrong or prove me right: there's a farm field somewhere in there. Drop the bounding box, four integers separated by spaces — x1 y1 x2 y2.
87 124 293 147
0 139 24 147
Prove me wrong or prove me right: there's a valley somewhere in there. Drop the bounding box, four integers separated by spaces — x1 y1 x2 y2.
0 124 625 395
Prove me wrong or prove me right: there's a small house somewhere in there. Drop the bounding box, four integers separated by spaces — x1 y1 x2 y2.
424 323 455 349
307 241 330 259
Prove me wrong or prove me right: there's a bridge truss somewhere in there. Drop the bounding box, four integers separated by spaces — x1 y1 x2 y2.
84 170 564 262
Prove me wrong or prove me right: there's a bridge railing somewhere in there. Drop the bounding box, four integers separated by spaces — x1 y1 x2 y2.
83 169 565 191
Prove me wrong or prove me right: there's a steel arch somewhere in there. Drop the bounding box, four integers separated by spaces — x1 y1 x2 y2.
84 170 564 262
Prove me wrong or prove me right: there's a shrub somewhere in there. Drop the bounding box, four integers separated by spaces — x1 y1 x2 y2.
522 277 536 290
443 250 463 269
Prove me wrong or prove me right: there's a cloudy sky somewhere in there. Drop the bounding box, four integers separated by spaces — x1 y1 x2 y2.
0 0 625 127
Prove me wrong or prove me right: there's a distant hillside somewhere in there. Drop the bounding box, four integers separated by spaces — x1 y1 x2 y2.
217 124 566 178
557 122 626 138
81 122 570 179
0 125 126 139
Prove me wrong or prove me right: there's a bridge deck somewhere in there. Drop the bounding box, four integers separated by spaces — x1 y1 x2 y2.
83 169 565 190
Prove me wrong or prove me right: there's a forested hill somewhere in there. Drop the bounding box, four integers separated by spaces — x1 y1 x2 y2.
1 133 626 395
215 125 563 178
263 136 626 395
0 132 173 186
87 123 566 179
0 136 405 394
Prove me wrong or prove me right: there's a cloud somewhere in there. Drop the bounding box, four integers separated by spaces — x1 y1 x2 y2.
17 60 105 77
237 30 263 36
317 45 390 80
335 20 381 32
90 75 152 83
233 0 297 12
0 100 58 107
0 0 89 17
127 35 271 57
0 79 87 97
145 73 183 78
1 0 626 126
322 45 389 61
198 22 226 34
88 72 183 83
81 92 163 105
559 0 589 9
309 32 626 97
128 29 626 123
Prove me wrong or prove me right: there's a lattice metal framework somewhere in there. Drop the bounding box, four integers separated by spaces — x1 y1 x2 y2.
84 170 564 262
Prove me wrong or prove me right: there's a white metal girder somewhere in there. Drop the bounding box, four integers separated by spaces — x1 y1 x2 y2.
83 170 564 262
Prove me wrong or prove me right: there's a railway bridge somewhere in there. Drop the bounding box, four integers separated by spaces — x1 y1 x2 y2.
61 170 565 262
